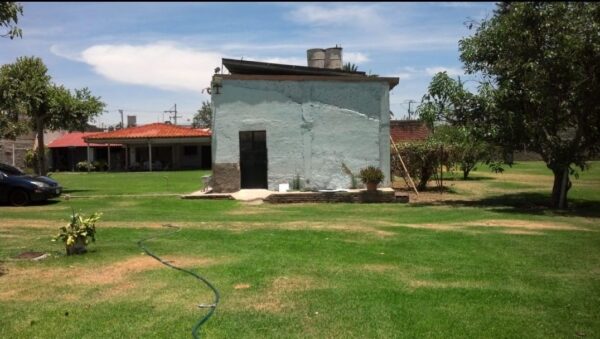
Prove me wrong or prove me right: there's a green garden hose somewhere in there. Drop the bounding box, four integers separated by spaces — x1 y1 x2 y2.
137 224 220 339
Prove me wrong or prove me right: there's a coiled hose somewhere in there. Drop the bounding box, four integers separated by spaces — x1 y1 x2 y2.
137 224 220 338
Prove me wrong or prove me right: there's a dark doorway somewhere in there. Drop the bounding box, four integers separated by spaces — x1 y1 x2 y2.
201 145 212 169
239 131 267 189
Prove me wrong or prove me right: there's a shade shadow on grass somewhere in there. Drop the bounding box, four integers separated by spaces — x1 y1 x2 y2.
62 189 92 194
0 199 62 207
411 192 600 218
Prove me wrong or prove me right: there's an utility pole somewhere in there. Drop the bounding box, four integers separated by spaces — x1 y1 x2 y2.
163 104 182 125
407 100 418 120
118 109 124 129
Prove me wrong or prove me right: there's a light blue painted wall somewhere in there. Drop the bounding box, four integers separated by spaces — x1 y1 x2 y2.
212 79 391 191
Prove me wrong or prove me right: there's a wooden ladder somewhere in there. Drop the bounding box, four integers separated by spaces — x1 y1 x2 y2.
390 136 419 196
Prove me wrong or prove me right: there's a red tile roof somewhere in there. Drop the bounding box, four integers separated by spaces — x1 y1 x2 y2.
47 132 121 148
390 120 431 143
84 123 211 141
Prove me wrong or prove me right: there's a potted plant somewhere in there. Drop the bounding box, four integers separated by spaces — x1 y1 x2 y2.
53 211 102 255
359 166 384 191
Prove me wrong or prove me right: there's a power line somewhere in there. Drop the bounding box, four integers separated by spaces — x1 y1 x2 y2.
163 103 182 125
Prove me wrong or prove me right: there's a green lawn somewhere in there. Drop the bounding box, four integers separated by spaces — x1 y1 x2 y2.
1 163 599 338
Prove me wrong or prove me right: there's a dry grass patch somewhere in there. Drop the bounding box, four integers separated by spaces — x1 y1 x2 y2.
234 283 251 290
0 254 222 302
227 275 322 313
407 279 488 290
465 219 587 231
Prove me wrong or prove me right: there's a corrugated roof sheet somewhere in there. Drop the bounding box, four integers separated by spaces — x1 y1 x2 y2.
84 123 211 141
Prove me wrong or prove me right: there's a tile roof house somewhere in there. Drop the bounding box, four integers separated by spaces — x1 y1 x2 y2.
210 47 399 192
84 123 212 171
47 132 122 171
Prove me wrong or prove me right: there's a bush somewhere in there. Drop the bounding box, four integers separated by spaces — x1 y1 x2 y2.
76 161 95 171
93 160 108 171
52 211 102 255
359 166 384 184
392 140 453 190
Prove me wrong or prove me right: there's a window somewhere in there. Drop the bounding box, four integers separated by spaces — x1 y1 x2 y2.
183 145 198 156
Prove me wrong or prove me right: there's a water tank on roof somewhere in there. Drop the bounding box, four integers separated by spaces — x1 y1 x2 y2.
127 115 136 127
325 47 343 70
307 48 326 68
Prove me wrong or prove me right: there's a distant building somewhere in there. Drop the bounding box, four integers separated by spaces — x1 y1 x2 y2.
47 132 122 171
390 120 431 143
84 123 211 171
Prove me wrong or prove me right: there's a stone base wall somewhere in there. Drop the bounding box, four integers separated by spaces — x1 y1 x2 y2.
211 163 240 193
264 190 404 204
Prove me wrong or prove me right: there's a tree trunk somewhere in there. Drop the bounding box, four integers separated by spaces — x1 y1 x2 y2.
463 168 470 180
36 118 46 176
551 167 571 209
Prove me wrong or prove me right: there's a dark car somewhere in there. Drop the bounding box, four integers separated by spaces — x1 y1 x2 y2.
0 163 62 206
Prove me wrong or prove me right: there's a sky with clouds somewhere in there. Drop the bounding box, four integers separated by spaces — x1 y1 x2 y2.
0 2 496 127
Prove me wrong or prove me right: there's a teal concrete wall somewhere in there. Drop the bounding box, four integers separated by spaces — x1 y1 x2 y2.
212 78 391 191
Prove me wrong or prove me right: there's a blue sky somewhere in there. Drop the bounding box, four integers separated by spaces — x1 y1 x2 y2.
0 2 496 127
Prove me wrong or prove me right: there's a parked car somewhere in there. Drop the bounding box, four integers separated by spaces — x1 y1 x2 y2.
0 163 62 206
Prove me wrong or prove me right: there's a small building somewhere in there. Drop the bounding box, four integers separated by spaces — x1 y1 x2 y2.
210 47 399 192
390 120 431 144
47 132 123 171
84 123 211 171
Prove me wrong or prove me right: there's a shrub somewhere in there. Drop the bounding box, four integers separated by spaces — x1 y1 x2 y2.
291 173 302 191
76 161 95 171
341 162 359 189
359 166 384 184
392 140 453 190
52 211 102 255
93 160 108 171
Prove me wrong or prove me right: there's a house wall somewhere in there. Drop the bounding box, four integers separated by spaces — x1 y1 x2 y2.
211 79 391 192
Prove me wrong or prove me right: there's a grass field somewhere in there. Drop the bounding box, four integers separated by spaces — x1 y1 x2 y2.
1 162 599 338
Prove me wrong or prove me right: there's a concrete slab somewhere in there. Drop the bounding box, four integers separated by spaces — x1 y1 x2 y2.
231 189 272 201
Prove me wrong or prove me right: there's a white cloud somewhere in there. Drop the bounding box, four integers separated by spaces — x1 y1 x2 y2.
79 42 221 93
246 56 306 66
344 52 369 64
425 66 464 76
288 5 384 28
49 44 85 62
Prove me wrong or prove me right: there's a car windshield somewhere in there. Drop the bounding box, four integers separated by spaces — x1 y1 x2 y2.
0 163 25 175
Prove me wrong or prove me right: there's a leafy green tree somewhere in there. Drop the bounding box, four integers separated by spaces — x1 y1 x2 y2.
192 100 212 128
0 2 23 39
416 71 475 131
459 2 600 209
416 72 503 179
0 56 105 175
342 62 358 72
433 125 503 180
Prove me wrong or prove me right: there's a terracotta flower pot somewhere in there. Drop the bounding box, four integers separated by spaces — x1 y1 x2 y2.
366 182 378 191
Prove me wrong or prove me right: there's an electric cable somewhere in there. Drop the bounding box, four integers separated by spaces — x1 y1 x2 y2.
137 224 220 339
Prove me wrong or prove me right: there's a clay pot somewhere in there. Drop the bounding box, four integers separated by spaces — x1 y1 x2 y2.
366 182 378 191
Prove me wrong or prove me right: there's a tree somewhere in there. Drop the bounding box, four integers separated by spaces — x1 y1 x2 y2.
433 125 503 180
0 56 105 175
416 72 503 179
0 2 23 39
459 2 600 209
416 71 476 131
192 100 212 128
342 62 358 72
